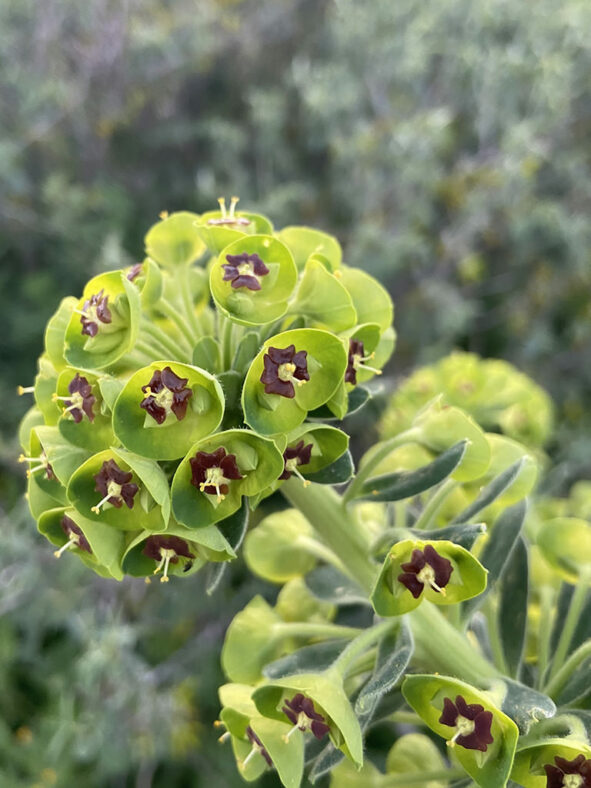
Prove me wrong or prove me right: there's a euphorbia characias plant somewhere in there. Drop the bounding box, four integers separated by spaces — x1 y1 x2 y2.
19 198 591 787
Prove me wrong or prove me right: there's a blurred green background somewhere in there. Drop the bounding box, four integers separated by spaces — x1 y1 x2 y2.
1 0 590 785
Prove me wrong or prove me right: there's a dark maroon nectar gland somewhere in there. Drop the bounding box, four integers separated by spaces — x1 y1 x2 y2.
439 695 494 752
140 366 193 424
222 252 270 291
127 263 143 281
544 755 591 788
345 339 383 385
282 694 330 742
207 196 251 227
240 726 273 770
54 515 92 558
18 450 56 481
397 544 453 599
75 289 112 337
142 535 195 583
279 440 313 485
260 345 310 398
52 373 96 423
92 459 139 513
189 448 243 502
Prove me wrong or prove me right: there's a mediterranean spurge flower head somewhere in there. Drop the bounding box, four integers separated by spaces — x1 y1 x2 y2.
140 366 193 424
222 252 269 290
92 459 139 512
282 694 330 741
260 345 309 398
439 695 494 752
545 755 591 788
398 544 453 598
55 514 92 557
77 289 112 336
142 535 195 583
21 198 395 586
53 373 96 423
189 447 243 501
279 440 313 482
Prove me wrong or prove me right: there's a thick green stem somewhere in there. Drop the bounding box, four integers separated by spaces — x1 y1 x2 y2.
412 478 459 530
273 622 361 640
343 430 420 503
410 602 501 683
331 621 397 677
381 769 465 786
548 576 590 682
282 479 376 592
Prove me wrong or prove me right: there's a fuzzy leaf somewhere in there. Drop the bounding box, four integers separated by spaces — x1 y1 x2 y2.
357 440 468 502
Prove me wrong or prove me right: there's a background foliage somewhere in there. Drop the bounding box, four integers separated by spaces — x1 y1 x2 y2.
1 0 590 784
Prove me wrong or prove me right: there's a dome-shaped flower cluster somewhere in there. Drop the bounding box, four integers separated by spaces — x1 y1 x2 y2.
19 199 395 583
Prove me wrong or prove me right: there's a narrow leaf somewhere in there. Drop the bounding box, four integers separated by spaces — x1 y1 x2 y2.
305 450 354 485
415 521 487 551
355 621 413 718
494 677 556 734
357 440 468 502
305 566 368 606
452 459 526 524
463 500 526 618
499 536 528 679
263 641 348 679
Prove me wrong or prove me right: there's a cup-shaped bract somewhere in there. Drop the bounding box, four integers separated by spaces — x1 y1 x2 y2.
38 506 125 579
512 738 591 788
402 674 519 788
64 271 141 370
112 362 225 460
222 596 289 684
44 296 78 371
219 683 305 788
244 509 317 584
126 258 163 307
278 424 349 484
54 367 114 452
242 328 348 435
275 226 342 272
253 672 363 767
412 399 491 482
289 258 356 332
171 429 284 528
144 211 205 268
338 266 393 333
275 578 336 624
371 539 487 616
210 235 298 325
537 517 591 584
67 449 167 532
34 356 61 425
473 433 540 506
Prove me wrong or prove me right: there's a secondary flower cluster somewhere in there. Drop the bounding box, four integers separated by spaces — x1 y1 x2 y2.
19 200 394 583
